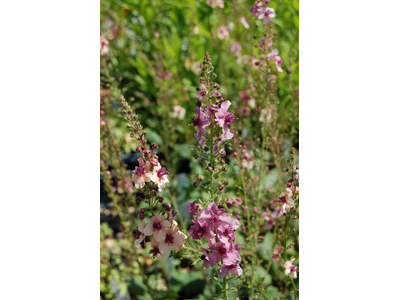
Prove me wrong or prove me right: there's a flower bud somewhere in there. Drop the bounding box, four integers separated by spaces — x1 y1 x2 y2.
144 149 151 154
136 197 142 204
287 182 292 188
197 177 203 182
151 142 159 149
219 185 224 191
243 206 248 211
236 214 241 220
158 197 164 203
166 203 171 211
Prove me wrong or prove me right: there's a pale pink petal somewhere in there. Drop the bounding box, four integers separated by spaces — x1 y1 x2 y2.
143 224 154 236
153 229 166 242
161 220 171 228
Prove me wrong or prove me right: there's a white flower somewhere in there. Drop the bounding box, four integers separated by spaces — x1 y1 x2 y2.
240 16 250 29
284 258 297 278
172 105 186 120
143 215 171 242
150 163 169 191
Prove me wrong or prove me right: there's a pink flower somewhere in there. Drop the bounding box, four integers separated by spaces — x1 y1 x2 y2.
186 201 199 215
100 32 109 56
274 246 284 254
267 49 283 73
150 163 169 191
239 91 251 103
143 215 171 242
197 202 227 231
217 219 239 243
159 225 186 262
188 219 216 246
200 247 213 268
149 239 161 258
191 106 211 140
220 263 243 278
231 42 242 53
209 242 241 265
258 7 276 24
284 258 298 279
263 211 276 230
217 25 230 40
134 222 146 245
132 157 152 189
215 101 235 134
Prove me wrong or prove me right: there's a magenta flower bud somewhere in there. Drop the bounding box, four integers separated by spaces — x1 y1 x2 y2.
166 203 171 212
224 167 228 172
288 178 293 183
296 165 299 170
146 194 151 199
287 182 292 188
144 149 151 154
196 100 202 107
253 207 258 213
186 201 199 215
100 110 105 115
204 146 210 152
104 142 108 146
242 226 246 232
243 206 248 211
295 176 298 181
197 177 202 182
294 216 298 219
151 142 159 148
236 214 241 220
136 146 141 153
150 158 158 166
158 197 164 203
101 150 106 155
207 167 213 172
152 189 157 196
234 244 242 251
219 185 224 191
232 151 238 158
136 197 142 204
193 182 198 188
226 198 234 208
224 180 229 186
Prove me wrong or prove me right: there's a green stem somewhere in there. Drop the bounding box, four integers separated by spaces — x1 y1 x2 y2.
290 278 297 300
223 276 228 300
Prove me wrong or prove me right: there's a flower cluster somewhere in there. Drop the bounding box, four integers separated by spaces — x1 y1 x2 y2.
131 156 169 192
187 202 243 278
190 52 235 153
251 0 276 24
267 49 283 72
135 215 187 262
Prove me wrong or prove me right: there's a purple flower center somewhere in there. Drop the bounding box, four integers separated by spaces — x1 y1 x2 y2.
149 247 160 258
225 112 235 125
165 234 174 245
153 221 162 231
290 265 297 273
218 247 227 255
133 166 145 176
211 215 219 224
134 229 142 239
157 167 168 178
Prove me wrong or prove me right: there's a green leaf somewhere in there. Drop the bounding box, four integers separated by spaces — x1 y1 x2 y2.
146 130 163 147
